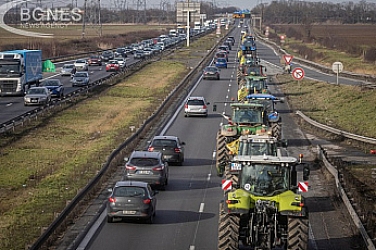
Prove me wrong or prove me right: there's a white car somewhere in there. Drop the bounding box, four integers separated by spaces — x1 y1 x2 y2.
74 59 88 71
114 57 126 68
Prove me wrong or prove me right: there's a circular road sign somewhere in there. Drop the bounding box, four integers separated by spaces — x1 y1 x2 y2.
291 67 305 80
332 61 343 74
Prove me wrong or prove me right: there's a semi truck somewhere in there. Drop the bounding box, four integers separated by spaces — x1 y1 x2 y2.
0 49 43 96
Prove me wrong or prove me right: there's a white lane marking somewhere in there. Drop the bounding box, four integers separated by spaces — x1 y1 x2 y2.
6 103 12 107
189 246 195 250
199 203 205 213
207 173 211 181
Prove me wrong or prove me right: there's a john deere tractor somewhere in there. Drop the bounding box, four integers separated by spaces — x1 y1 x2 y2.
238 76 268 101
218 154 310 250
214 102 282 177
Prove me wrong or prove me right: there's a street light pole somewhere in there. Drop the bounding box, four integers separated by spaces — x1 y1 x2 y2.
187 9 190 47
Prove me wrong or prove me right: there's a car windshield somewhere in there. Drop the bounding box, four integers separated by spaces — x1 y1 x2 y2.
75 60 86 64
75 73 87 77
114 186 146 197
90 55 99 59
41 80 60 86
238 140 277 156
187 99 204 106
240 163 289 196
130 158 159 166
205 67 217 72
103 51 112 55
116 48 125 52
232 108 263 124
109 61 118 64
27 88 45 94
152 139 177 148
63 64 74 69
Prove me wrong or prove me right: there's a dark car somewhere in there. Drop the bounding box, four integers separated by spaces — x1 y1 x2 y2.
114 47 128 58
227 36 235 45
88 55 102 66
39 79 64 98
107 181 158 224
203 66 220 80
218 45 229 54
147 136 185 165
124 151 169 190
101 50 114 62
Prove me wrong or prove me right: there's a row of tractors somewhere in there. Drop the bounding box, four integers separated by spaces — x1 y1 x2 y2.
215 30 311 249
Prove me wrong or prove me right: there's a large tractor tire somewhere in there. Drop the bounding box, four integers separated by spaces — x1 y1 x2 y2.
271 123 282 141
216 131 228 177
224 165 239 187
218 202 240 250
287 217 309 250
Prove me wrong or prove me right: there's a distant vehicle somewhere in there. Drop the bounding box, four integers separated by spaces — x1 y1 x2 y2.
215 58 228 68
114 57 126 68
0 50 42 96
143 48 153 58
147 135 185 165
107 181 158 224
88 55 102 66
124 151 169 190
203 66 221 80
60 64 75 76
215 51 228 62
114 47 128 58
74 59 88 71
71 72 90 87
101 50 114 62
134 50 145 59
227 36 235 45
39 79 64 98
105 60 121 72
24 86 51 106
218 45 229 54
184 96 210 117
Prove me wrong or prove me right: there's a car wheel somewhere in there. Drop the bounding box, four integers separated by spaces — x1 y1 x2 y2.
107 216 114 223
217 76 220 80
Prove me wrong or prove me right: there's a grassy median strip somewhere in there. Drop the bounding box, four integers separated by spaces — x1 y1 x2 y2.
0 31 223 249
276 74 376 139
0 60 188 249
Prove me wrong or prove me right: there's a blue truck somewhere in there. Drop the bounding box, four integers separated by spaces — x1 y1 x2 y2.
0 49 43 96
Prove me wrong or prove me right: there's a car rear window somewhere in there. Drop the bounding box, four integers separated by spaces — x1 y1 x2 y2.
187 99 204 105
130 158 159 166
152 139 177 148
114 187 146 197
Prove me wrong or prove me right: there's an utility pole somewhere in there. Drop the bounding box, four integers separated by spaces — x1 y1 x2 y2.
82 0 87 38
98 0 102 37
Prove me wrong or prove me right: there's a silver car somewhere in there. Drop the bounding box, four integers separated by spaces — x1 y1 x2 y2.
24 86 51 106
71 72 90 87
107 181 158 224
61 64 75 76
184 96 210 117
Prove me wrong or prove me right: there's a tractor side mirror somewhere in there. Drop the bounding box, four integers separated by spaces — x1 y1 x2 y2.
303 165 310 181
213 104 217 112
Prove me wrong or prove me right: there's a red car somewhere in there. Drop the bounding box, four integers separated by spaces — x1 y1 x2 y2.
105 60 120 72
88 55 102 66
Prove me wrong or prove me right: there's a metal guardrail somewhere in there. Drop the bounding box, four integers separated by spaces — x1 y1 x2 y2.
254 32 376 85
296 111 376 146
317 145 376 250
28 28 231 250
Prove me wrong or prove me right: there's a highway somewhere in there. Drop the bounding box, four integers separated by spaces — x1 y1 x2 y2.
73 25 362 250
0 55 141 125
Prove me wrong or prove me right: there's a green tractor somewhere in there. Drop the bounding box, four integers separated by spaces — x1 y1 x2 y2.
238 76 268 101
218 154 310 250
214 102 282 177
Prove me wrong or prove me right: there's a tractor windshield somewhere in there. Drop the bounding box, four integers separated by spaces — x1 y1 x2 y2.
240 164 289 196
238 140 277 156
247 79 266 92
248 99 274 113
232 108 263 124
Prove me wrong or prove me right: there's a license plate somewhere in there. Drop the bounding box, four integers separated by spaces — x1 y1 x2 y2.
138 170 150 174
230 163 242 171
31 99 38 103
123 210 136 215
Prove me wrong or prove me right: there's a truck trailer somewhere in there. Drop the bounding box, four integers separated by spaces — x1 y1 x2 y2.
0 49 43 96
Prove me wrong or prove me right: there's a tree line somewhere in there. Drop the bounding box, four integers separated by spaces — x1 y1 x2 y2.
252 0 376 24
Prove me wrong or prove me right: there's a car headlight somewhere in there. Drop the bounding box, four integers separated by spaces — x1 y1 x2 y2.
24 97 30 102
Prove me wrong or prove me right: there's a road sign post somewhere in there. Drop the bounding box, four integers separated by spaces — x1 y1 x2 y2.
332 61 343 85
291 67 305 110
